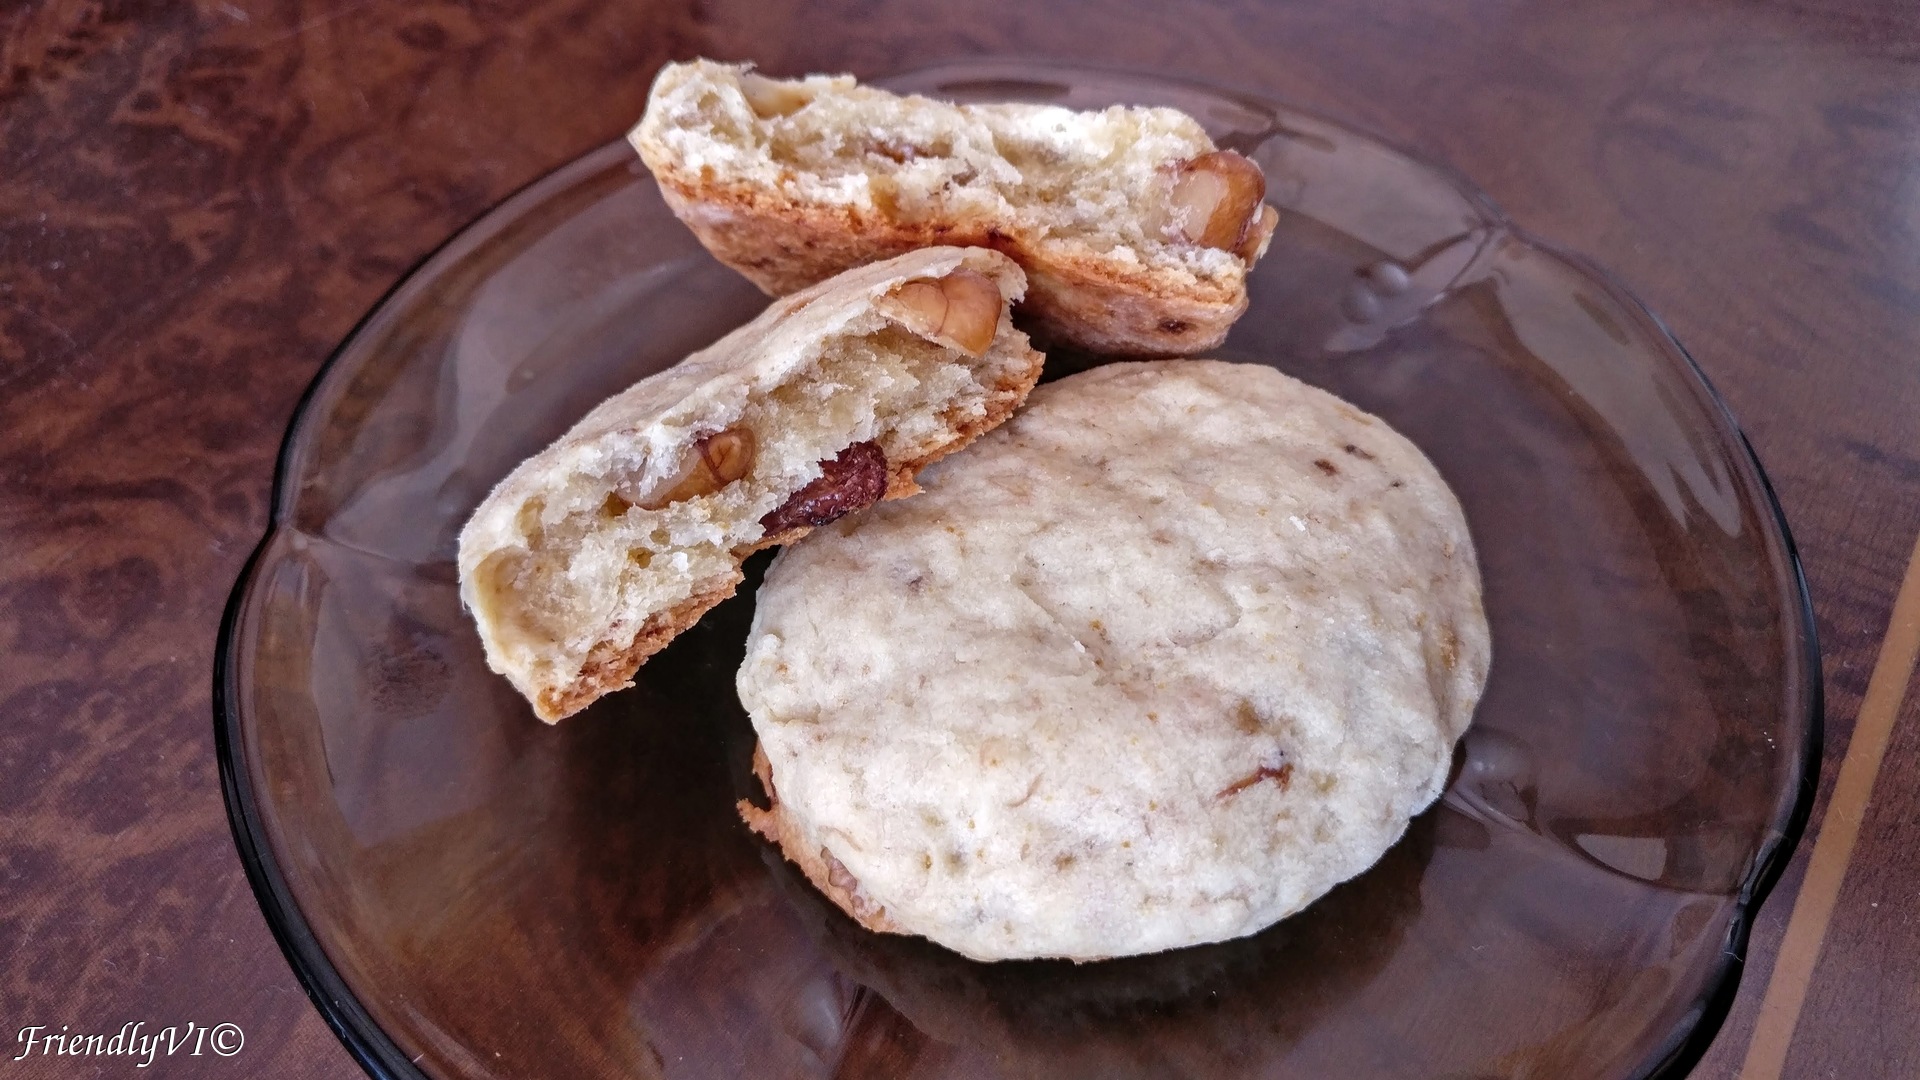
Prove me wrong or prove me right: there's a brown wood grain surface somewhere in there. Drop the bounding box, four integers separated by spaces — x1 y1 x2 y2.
2 1 1916 1077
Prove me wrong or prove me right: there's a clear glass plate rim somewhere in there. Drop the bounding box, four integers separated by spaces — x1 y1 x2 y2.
211 59 1825 1080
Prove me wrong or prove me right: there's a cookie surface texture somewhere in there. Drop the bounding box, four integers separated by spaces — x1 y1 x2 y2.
736 359 1489 961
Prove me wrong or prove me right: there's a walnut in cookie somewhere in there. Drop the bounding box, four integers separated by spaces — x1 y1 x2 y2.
458 247 1043 722
632 60 1281 357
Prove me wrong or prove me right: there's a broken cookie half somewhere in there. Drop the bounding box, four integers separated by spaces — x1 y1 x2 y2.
630 59 1279 357
458 246 1043 722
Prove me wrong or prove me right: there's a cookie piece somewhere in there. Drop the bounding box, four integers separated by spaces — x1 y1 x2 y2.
459 247 1043 722
736 360 1489 961
631 60 1278 357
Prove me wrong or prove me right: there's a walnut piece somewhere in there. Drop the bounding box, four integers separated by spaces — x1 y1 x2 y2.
878 268 1003 357
1169 150 1269 256
638 426 756 510
739 72 812 118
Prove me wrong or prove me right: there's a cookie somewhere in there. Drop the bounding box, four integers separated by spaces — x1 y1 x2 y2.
736 360 1489 961
459 247 1043 722
631 60 1278 357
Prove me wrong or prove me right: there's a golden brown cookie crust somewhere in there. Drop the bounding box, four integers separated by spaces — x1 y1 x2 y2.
739 742 904 935
653 169 1245 357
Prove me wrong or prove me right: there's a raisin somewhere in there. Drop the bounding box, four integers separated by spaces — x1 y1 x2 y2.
761 440 888 534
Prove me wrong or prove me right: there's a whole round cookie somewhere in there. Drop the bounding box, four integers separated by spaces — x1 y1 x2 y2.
736 359 1490 962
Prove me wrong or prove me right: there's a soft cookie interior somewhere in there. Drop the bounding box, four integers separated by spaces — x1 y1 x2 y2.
465 267 1038 721
636 61 1276 296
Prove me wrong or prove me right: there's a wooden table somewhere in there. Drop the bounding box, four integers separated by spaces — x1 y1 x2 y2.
3 1 1916 1076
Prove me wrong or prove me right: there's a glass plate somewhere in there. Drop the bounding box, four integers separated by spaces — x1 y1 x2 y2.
216 61 1820 1080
